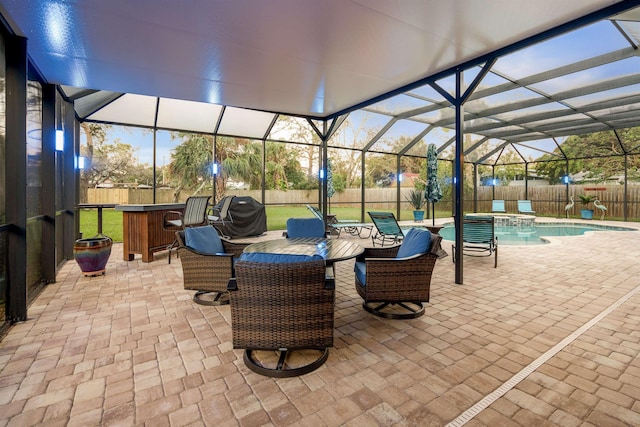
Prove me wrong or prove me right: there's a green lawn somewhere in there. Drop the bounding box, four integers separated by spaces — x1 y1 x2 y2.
79 206 450 242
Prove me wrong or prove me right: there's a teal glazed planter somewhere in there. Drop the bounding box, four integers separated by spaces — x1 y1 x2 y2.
413 210 425 222
580 209 594 220
74 236 113 277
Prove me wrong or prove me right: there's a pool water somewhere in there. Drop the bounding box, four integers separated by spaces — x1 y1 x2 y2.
427 222 637 246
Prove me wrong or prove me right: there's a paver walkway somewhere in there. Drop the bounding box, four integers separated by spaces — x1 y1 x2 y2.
1 219 639 426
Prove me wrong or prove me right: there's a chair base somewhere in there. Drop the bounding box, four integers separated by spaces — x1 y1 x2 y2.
193 291 229 306
243 348 329 378
363 301 425 319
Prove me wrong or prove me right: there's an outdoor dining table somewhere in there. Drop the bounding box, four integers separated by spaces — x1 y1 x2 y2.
243 237 364 265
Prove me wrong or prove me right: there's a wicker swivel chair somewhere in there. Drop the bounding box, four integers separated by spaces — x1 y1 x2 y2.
163 195 211 263
354 228 441 319
228 253 335 377
176 225 249 305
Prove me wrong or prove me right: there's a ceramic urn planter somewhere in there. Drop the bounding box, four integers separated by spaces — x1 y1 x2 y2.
74 235 113 277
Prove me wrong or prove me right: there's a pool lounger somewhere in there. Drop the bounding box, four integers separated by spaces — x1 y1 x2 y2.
332 222 373 238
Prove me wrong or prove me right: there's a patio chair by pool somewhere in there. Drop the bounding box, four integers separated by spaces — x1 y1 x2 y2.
163 195 211 263
228 252 335 377
285 217 327 238
517 200 536 215
452 216 498 268
368 211 404 246
354 227 441 319
492 200 506 213
176 225 249 305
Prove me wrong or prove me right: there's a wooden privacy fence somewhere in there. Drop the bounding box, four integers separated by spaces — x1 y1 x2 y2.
87 184 640 221
86 188 418 210
478 185 640 220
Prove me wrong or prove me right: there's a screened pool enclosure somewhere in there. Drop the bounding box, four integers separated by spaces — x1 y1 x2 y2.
2 1 640 331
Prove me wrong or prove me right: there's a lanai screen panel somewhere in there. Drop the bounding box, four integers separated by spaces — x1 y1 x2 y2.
328 110 390 151
404 127 454 157
367 119 430 154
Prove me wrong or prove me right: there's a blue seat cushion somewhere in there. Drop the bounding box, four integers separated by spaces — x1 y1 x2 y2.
184 225 224 255
286 218 326 238
354 261 367 285
239 252 324 263
396 227 432 259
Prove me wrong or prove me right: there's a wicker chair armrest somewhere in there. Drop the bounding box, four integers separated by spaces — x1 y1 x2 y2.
221 239 251 258
178 246 234 258
356 245 400 262
365 251 437 266
429 234 443 256
177 245 234 260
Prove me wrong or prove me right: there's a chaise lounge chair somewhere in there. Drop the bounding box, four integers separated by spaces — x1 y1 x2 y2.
492 200 506 213
306 204 372 238
368 211 404 246
517 200 536 215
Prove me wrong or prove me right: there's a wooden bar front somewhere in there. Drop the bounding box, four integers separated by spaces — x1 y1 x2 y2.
115 204 184 262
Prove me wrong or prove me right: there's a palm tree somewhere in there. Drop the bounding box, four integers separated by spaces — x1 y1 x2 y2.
168 134 213 201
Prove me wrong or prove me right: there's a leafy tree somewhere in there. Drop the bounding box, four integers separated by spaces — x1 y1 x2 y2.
269 116 321 178
264 142 306 190
535 128 640 183
80 123 109 201
80 136 140 188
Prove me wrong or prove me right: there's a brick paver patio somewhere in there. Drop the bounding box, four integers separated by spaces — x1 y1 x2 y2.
1 218 639 426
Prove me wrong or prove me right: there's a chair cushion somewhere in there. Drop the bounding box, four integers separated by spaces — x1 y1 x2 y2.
239 252 324 263
354 261 367 285
286 218 326 238
184 225 224 255
396 227 432 259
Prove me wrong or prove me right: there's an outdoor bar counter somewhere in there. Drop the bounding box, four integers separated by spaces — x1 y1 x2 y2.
115 203 184 262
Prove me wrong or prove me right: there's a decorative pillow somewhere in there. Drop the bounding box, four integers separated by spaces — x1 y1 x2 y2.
396 227 432 259
286 218 326 238
185 225 224 255
354 261 367 285
239 252 324 264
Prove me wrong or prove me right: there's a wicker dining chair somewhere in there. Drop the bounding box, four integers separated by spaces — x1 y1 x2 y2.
228 253 335 377
354 227 442 319
176 225 249 305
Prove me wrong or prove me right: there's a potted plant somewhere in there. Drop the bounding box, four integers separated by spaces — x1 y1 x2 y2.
578 194 595 219
406 189 425 222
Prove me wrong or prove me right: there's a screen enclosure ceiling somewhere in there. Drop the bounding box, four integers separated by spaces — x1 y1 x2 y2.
3 0 640 163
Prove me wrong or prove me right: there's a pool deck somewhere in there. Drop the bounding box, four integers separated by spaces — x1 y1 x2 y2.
1 217 640 426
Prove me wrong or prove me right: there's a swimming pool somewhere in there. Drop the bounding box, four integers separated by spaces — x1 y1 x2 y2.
431 222 637 246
